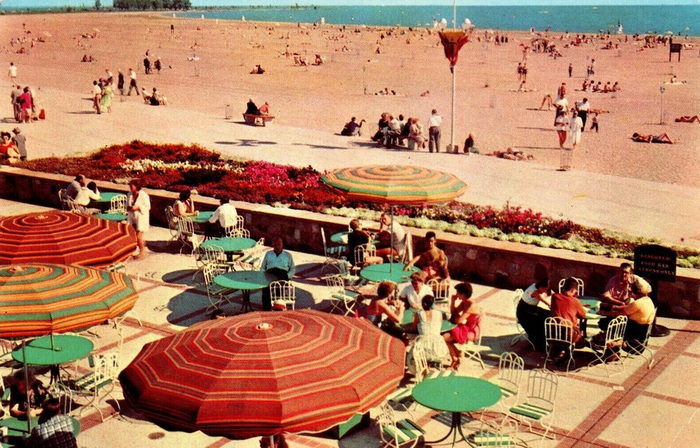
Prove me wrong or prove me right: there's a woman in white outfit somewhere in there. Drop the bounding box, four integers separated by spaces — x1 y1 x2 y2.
127 180 151 259
563 108 583 171
412 295 450 364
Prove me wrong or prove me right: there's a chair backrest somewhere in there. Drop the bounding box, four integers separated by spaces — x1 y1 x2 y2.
512 289 524 307
411 342 429 382
270 280 296 305
92 352 120 381
428 278 451 301
557 277 584 296
53 382 74 415
164 206 179 231
58 188 77 211
202 263 225 286
226 227 250 238
354 244 376 266
108 195 127 214
497 351 524 394
324 274 345 295
605 315 628 347
525 369 558 411
235 215 245 230
544 316 573 346
177 216 195 236
402 232 414 264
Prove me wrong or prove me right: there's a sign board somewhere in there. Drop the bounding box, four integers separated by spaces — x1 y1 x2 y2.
634 244 677 282
669 38 682 62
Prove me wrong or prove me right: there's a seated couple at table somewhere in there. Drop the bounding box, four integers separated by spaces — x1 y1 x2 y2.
596 275 655 350
65 174 101 215
347 216 405 265
8 370 48 419
404 231 449 282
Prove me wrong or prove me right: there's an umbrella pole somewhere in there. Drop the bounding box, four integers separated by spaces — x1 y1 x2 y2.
268 435 275 447
22 340 32 433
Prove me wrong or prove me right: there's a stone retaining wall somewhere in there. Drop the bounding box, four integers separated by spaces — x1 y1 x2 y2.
2 167 698 319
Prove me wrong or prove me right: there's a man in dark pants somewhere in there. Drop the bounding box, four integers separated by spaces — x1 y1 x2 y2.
428 108 442 153
260 237 295 311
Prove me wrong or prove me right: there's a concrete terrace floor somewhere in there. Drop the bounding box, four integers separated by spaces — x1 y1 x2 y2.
1 198 699 448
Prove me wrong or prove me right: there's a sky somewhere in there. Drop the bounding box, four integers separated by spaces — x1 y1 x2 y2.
1 0 697 7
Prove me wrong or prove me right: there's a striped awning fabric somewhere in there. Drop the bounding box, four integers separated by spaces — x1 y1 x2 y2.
0 211 137 268
120 309 405 439
0 263 138 337
321 165 467 205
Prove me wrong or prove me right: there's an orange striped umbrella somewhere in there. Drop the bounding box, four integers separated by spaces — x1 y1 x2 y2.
0 211 136 268
119 310 405 439
0 264 138 338
321 165 467 205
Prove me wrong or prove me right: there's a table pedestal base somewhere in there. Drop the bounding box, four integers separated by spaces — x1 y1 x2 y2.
425 411 471 447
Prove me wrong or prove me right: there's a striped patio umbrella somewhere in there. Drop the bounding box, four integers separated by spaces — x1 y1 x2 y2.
0 211 136 268
120 309 405 439
0 263 138 338
320 165 467 205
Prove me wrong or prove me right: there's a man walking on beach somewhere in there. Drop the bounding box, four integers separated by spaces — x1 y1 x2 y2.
127 68 138 95
117 70 125 96
576 97 590 132
8 62 17 83
568 63 573 77
92 80 102 114
428 109 442 153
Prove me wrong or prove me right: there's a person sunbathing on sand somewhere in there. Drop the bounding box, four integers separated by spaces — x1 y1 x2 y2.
631 132 674 144
675 115 700 123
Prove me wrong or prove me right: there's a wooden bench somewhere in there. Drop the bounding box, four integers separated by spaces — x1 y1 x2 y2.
243 113 275 126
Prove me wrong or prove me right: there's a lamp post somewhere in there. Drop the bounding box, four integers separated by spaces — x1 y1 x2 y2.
451 0 457 154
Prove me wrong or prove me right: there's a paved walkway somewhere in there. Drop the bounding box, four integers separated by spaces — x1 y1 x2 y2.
8 85 700 249
1 199 698 448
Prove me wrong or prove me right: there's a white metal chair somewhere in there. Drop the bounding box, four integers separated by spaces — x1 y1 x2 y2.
589 315 627 376
428 278 451 312
376 402 425 448
232 238 266 271
202 263 238 311
557 277 584 296
164 206 180 240
495 352 525 411
624 309 656 369
58 188 78 212
353 243 381 270
225 227 250 238
270 280 296 310
510 289 536 350
107 195 127 214
544 316 575 372
320 259 365 290
321 227 346 263
324 274 359 316
73 352 121 421
453 311 486 369
507 369 558 444
177 216 199 254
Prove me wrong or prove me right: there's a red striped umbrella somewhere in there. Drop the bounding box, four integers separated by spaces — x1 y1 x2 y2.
119 309 405 439
321 165 467 205
0 211 136 268
0 263 138 338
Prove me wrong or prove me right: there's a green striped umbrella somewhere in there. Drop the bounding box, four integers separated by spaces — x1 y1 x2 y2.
120 309 405 439
0 263 138 338
320 165 467 205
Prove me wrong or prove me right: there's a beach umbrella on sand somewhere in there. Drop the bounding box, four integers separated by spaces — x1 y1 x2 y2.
0 263 138 338
321 165 467 266
0 211 136 268
119 310 405 439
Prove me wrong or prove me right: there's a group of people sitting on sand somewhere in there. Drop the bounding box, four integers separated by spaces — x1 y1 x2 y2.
250 64 265 74
81 54 97 63
582 80 620 93
369 113 427 150
486 147 534 161
141 87 168 106
244 99 271 116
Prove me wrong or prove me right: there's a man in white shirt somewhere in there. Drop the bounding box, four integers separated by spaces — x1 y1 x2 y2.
378 212 406 257
427 109 442 153
260 237 296 311
208 198 238 235
399 271 433 309
8 62 17 83
127 68 138 96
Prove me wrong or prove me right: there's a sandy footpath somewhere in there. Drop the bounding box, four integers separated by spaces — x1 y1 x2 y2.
0 12 699 247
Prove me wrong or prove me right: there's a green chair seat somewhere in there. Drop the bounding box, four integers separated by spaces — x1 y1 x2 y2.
509 402 552 420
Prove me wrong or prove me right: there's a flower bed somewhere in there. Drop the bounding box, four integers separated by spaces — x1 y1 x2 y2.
19 141 700 268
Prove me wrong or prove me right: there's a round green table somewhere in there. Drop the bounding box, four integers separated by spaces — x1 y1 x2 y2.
191 211 214 224
330 231 350 245
95 212 127 222
12 334 94 366
213 270 276 291
91 192 125 204
412 376 501 446
201 237 255 253
401 308 456 333
360 263 419 284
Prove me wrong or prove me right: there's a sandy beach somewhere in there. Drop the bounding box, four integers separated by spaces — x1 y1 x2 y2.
1 12 699 246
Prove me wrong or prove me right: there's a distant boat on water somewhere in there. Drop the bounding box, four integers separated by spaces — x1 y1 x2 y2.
617 20 624 34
